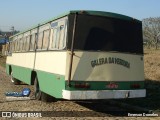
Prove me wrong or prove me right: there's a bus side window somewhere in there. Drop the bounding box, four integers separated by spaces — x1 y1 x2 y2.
14 40 17 52
15 40 17 52
12 41 15 52
9 42 12 54
54 28 59 49
17 39 20 52
49 28 58 49
22 37 26 51
16 39 20 52
26 36 30 51
37 32 43 50
19 38 23 51
49 20 66 50
30 34 36 51
58 25 65 49
42 29 50 50
14 41 16 52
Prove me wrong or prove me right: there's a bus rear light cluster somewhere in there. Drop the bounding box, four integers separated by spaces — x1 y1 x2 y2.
130 84 140 89
74 83 90 88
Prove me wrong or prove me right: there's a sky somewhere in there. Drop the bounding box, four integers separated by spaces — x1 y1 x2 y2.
0 0 159 32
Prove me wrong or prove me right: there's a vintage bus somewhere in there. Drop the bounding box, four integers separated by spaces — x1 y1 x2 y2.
6 10 146 101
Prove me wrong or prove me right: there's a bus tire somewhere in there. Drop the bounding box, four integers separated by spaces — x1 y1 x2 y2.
41 92 54 102
11 72 21 85
34 77 41 100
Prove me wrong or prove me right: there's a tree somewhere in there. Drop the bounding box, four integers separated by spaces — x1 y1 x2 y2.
143 17 160 49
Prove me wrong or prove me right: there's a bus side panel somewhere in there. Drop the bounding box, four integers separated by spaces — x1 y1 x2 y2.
6 64 32 85
34 52 67 75
36 71 65 98
11 65 32 85
34 51 67 98
6 52 35 84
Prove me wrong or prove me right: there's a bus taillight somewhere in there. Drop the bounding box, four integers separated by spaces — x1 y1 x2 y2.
130 84 140 89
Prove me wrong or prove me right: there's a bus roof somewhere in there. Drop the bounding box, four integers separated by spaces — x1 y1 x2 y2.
10 10 140 39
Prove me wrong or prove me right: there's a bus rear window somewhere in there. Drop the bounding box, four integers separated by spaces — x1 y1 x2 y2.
68 14 143 54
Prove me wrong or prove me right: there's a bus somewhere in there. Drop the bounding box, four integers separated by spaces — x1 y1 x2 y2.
6 10 146 101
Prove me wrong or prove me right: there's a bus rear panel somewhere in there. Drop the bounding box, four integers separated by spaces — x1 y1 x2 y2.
63 11 145 100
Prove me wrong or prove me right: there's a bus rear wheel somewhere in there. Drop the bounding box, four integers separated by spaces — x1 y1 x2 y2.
41 92 55 102
34 77 54 102
11 72 21 85
34 77 41 100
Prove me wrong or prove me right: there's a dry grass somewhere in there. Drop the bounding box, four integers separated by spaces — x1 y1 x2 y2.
144 49 160 80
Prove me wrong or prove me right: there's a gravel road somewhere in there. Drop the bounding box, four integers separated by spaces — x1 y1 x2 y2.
0 65 159 120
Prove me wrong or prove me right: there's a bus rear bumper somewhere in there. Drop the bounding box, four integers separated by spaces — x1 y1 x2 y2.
62 89 146 100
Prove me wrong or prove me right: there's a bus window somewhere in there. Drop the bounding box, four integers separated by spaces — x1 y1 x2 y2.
49 29 53 49
42 29 50 50
30 34 36 51
58 25 65 49
16 40 19 52
12 41 15 52
19 39 23 51
9 42 13 53
26 36 30 51
37 32 43 50
22 37 26 51
54 28 59 49
68 14 143 54
14 40 17 52
49 28 58 49
18 40 20 52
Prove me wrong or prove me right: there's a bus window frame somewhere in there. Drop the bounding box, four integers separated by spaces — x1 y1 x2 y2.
49 19 67 50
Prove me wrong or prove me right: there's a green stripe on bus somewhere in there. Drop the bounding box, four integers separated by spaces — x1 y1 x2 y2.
6 64 32 85
65 81 144 90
